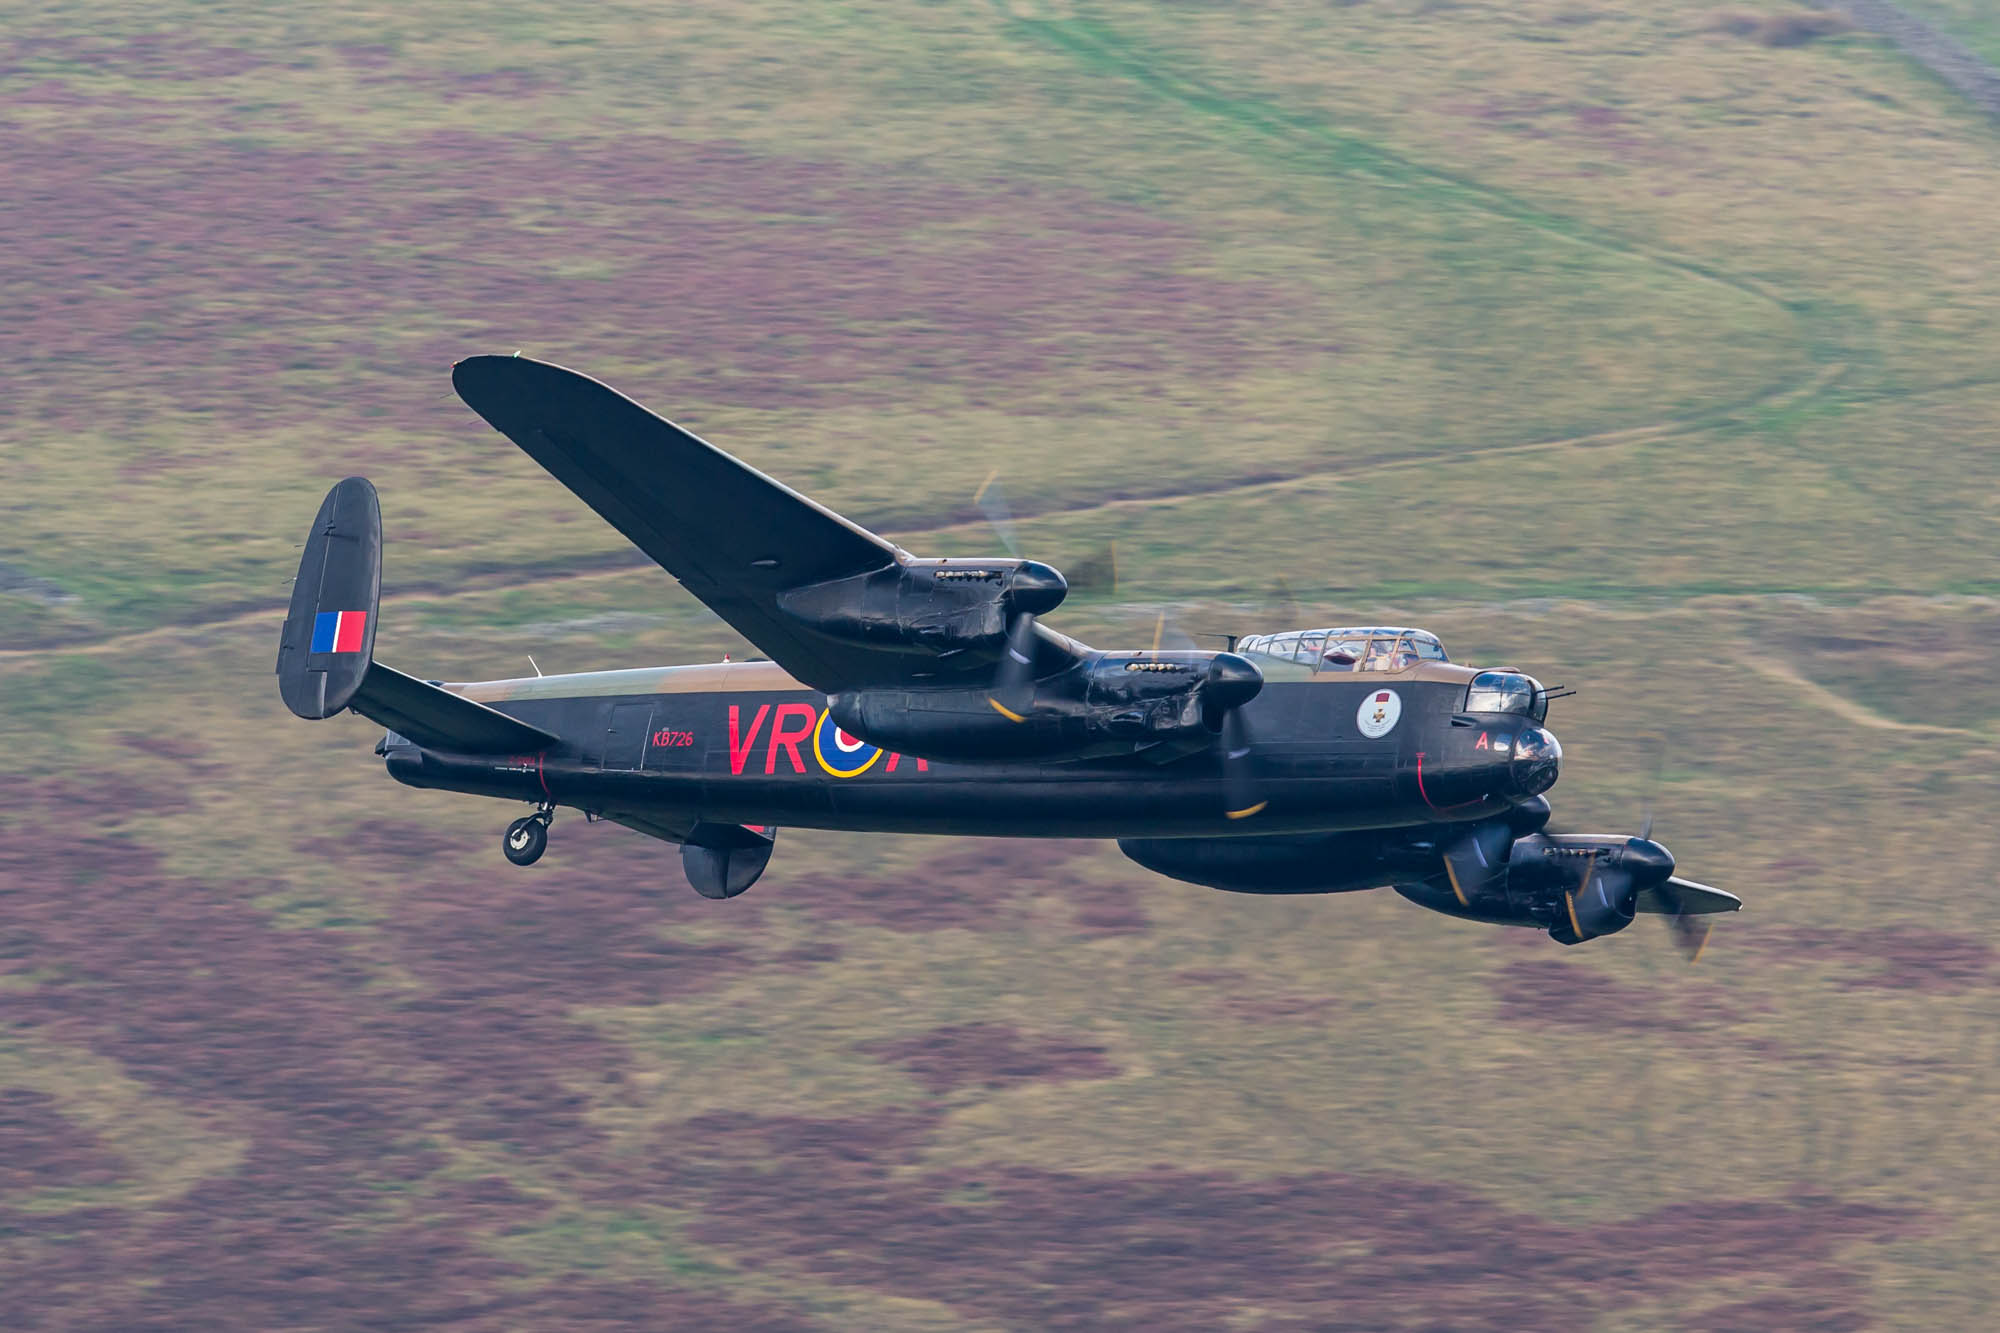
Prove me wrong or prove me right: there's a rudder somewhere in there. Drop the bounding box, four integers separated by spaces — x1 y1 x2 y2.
277 477 382 720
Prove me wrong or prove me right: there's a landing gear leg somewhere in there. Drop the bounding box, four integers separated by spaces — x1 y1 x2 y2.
504 803 553 866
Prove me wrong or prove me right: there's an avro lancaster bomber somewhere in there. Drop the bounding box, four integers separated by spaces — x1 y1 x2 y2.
278 356 1739 956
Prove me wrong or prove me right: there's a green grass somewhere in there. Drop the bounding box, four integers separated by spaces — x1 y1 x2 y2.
1898 0 2000 67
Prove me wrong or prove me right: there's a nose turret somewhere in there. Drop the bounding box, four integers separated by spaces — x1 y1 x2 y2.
1511 726 1561 798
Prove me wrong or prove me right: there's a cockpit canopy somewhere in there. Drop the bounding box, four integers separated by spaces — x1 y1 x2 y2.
1236 626 1448 673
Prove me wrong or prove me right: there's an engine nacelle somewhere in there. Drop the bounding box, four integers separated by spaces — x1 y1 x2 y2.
1393 879 1543 928
777 558 1065 657
831 650 1255 763
830 683 1100 761
1397 823 1650 943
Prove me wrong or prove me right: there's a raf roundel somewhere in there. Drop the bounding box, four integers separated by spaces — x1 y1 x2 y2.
812 708 884 778
1356 688 1401 740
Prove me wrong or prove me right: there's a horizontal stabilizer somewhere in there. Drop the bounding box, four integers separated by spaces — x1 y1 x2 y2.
351 662 558 755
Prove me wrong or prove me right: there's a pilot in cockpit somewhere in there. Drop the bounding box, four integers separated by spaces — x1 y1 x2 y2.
1319 636 1361 671
1359 636 1417 672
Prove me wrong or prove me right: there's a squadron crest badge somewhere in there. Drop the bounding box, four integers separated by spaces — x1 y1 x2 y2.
1357 689 1401 740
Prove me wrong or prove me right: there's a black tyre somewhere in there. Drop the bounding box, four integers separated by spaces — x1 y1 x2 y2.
503 816 547 866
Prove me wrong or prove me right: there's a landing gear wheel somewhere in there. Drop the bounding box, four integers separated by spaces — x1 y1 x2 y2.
503 816 548 866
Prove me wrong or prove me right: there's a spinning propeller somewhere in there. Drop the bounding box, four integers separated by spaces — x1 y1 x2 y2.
1549 735 1735 961
1196 649 1266 819
972 471 1117 595
1136 609 1267 819
976 472 1091 722
1440 735 1736 957
974 473 1266 817
988 596 1046 723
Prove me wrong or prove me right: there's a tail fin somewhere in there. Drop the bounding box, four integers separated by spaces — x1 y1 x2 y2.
277 477 382 719
276 477 560 755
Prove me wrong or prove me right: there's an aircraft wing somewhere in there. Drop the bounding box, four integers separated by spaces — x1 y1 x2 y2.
453 355 914 692
1634 877 1742 916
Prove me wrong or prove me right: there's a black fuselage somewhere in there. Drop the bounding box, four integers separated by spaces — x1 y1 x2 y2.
381 659 1553 843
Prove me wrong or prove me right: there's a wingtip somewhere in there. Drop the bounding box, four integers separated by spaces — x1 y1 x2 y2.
451 352 575 409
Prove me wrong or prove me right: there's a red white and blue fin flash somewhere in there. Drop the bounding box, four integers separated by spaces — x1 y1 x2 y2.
311 610 369 654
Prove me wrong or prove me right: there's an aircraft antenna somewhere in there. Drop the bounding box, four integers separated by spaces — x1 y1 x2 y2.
527 655 544 678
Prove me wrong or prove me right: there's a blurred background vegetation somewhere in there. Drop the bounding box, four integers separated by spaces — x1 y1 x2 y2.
4 2 1999 1327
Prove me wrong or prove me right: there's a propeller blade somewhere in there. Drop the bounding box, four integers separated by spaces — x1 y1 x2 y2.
1559 849 1594 937
1272 574 1302 629
1441 820 1514 907
1650 877 1713 964
1220 707 1265 820
987 612 1038 722
1565 855 1638 941
1141 609 1198 656
1199 652 1266 819
1636 732 1664 842
974 469 1021 558
1067 540 1118 596
984 561 1066 723
1667 909 1713 964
